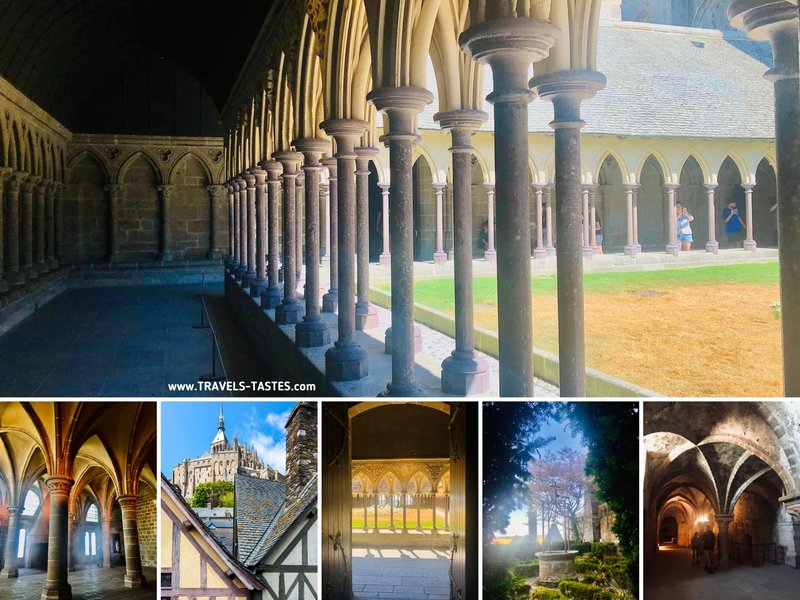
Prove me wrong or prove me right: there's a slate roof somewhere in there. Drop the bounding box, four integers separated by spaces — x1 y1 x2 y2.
235 474 286 563
417 22 775 139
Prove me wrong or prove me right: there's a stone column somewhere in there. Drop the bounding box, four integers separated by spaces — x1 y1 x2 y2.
321 181 329 261
242 172 258 287
0 506 21 578
294 138 331 347
0 169 10 292
262 161 284 308
484 183 497 262
46 183 58 268
632 185 641 249
295 174 304 282
320 119 369 381
435 110 490 395
41 476 73 600
433 183 448 263
67 514 75 572
5 173 24 286
401 492 408 533
117 495 144 589
705 183 720 253
322 158 339 312
379 183 391 266
106 184 124 263
158 184 175 262
715 514 734 566
624 183 641 256
55 184 65 265
372 495 379 533
432 493 437 532
206 184 226 259
101 517 112 568
531 70 606 397
581 184 593 256
415 495 421 531
742 183 757 250
389 495 394 530
355 147 379 330
21 176 38 279
368 87 433 395
544 185 555 256
274 152 305 324
444 493 450 530
248 168 268 296
664 182 680 255
533 185 547 258
589 185 599 252
227 182 240 272
462 19 559 396
34 180 47 273
362 495 369 532
236 177 248 280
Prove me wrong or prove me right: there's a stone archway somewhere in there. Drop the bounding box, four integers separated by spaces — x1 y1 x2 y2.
638 155 667 250
677 156 706 247
753 158 777 248
597 154 625 252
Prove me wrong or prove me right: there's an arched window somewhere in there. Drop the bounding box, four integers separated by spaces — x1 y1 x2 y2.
84 531 97 556
22 490 40 516
86 503 99 523
17 529 26 559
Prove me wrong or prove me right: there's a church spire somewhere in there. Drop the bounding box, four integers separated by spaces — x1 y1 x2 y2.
218 402 225 430
211 402 229 451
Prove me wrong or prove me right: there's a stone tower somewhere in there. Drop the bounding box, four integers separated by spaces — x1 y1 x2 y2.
210 402 230 453
284 402 317 505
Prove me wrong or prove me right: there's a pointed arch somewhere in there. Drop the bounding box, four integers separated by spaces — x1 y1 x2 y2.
26 129 37 175
66 149 111 185
9 120 23 170
0 116 8 167
167 151 214 185
677 152 711 183
636 150 672 184
116 151 163 186
593 148 630 183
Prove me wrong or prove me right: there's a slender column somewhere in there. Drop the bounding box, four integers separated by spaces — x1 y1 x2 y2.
632 186 641 248
55 184 65 265
321 180 329 261
624 183 641 256
533 185 547 258
355 147 379 330
320 120 369 381
379 183 391 266
435 110 490 394
368 87 433 395
664 183 680 255
544 185 555 256
705 183 720 253
106 184 124 263
46 182 58 268
581 184 593 256
0 506 21 578
444 493 450 530
372 495 379 533
715 514 733 566
589 185 599 252
294 138 331 347
158 184 175 262
207 184 226 259
484 184 497 262
463 18 559 396
433 183 448 263
34 180 47 273
226 182 236 266
401 492 408 533
242 172 258 287
742 183 757 250
5 173 25 285
415 494 421 530
21 176 38 279
248 169 268 296
228 182 240 272
101 517 112 568
0 169 9 292
274 152 305 325
322 158 339 312
531 70 606 397
118 495 144 589
432 492 438 532
295 174 304 281
261 161 284 308
236 177 248 280
40 476 73 600
389 495 394 530
362 494 369 532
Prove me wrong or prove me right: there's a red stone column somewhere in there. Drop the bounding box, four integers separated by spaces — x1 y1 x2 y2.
226 181 239 271
624 183 641 256
379 183 391 266
41 476 73 600
433 183 448 264
705 183 720 253
21 176 38 280
117 495 144 589
274 152 305 325
742 183 757 251
715 514 733 566
664 183 680 256
322 158 339 312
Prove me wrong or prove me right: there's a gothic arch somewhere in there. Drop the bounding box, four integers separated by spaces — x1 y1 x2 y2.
167 151 214 185
593 148 630 184
10 119 23 170
676 152 712 183
636 150 672 184
115 151 163 186
66 149 111 184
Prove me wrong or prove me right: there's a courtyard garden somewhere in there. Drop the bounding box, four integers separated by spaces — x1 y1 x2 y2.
376 262 781 396
351 507 444 530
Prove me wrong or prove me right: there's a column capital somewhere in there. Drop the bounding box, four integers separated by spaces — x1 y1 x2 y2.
703 182 719 191
355 146 379 172
624 182 640 191
206 184 228 201
378 182 390 192
273 151 303 175
260 160 283 181
367 87 431 139
243 171 257 188
247 166 267 186
433 182 447 193
483 182 495 192
22 174 41 193
729 1 799 80
741 182 756 191
44 476 74 498
157 184 176 199
433 109 488 144
6 505 21 517
531 70 606 127
117 494 138 510
105 183 124 198
321 119 368 157
293 137 331 166
235 176 247 191
714 514 734 527
663 182 681 191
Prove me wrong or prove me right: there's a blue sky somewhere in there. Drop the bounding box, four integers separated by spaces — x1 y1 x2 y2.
161 401 298 476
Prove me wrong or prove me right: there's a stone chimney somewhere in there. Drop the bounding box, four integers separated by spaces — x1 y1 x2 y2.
284 402 317 506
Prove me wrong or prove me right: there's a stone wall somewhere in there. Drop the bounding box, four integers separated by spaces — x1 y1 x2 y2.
730 491 777 546
285 402 318 506
137 485 157 569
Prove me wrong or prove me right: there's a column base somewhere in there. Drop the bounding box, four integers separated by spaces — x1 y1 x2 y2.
296 319 331 348
325 341 368 381
384 326 423 355
379 253 391 267
546 246 556 257
623 244 641 257
441 351 491 395
743 239 757 251
23 265 37 280
261 287 282 309
433 251 448 264
705 240 720 254
533 247 548 259
250 277 268 298
582 246 594 257
235 267 247 282
242 271 257 288
207 250 222 260
40 583 71 600
159 253 173 263
355 302 379 331
666 243 680 256
0 567 19 579
275 299 304 325
7 271 25 286
124 573 144 589
322 289 339 313
380 382 425 397
484 249 497 263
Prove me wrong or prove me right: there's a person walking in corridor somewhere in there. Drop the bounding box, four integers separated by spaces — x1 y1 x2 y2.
691 530 701 566
702 524 716 573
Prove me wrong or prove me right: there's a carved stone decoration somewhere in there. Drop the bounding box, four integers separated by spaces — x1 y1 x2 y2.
304 0 331 55
156 148 174 162
105 146 120 161
352 458 450 490
208 148 224 163
44 476 74 497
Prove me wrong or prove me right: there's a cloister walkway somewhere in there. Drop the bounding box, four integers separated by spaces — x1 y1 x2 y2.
645 545 800 600
352 547 450 600
0 566 157 600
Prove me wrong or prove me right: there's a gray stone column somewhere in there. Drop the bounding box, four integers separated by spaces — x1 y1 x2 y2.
274 152 305 324
401 492 408 533
321 181 329 261
432 493 437 532
463 18 559 396
664 182 680 255
41 476 73 600
34 180 47 273
531 70 606 397
0 169 9 292
435 110 490 395
368 87 433 395
379 183 391 266
355 147 379 330
67 514 75 572
705 183 720 253
295 174 304 282
262 161 283 308
5 173 25 285
589 185 599 252
227 182 239 271
117 495 144 589
46 182 58 268
157 184 174 262
415 495 421 530
236 177 248 280
55 184 65 266
715 514 733 566
632 185 641 248
322 158 339 312
0 506 21 578
544 184 556 256
484 183 497 262
581 184 593 256
533 185 547 258
294 138 331 347
101 517 112 568
21 176 38 279
206 184 226 259
106 184 124 263
243 172 258 287
320 119 369 381
742 183 757 250
372 495 379 533
624 183 641 256
433 183 448 263
249 168 268 296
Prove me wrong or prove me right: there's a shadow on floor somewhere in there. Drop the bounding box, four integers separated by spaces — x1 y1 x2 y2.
352 547 450 600
0 566 156 600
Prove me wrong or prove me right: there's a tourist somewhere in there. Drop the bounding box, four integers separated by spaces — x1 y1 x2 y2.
691 530 701 565
702 524 716 573
676 201 695 251
480 220 489 250
594 217 604 254
722 201 746 248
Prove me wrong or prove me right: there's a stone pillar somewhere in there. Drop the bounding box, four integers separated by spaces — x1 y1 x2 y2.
101 517 112 568
34 180 47 273
295 174 304 282
249 169 268 296
705 183 720 253
444 493 450 530
372 495 379 533
484 183 497 262
624 183 641 256
0 506 21 578
322 158 339 312
320 119 369 381
715 514 733 566
5 173 25 285
236 177 248 280
401 492 408 533
533 185 547 258
106 184 124 263
41 476 73 600
433 183 448 263
262 161 284 308
368 87 433 395
274 152 305 325
632 185 641 248
462 18 559 396
0 169 10 292
432 492 437 532
207 184 226 259
531 70 606 397
294 138 331 347
362 495 369 532
158 184 174 262
435 110 490 395
21 176 38 279
242 172 258 287
664 183 680 255
321 181 329 261
228 182 240 272
544 185 555 256
117 495 144 589
742 183 757 250
389 495 394 530
415 494 422 531
355 147 379 330
589 185 599 252
379 183 391 266
581 184 593 257
55 184 65 265
46 183 58 268
67 514 75 572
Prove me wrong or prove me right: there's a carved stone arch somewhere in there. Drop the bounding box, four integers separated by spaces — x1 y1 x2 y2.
636 150 672 184
718 151 752 184
26 128 38 175
323 0 371 121
294 14 326 139
593 148 630 184
0 114 7 167
167 151 214 185
274 52 296 152
676 152 712 183
40 136 50 179
115 150 164 186
66 149 111 185
9 119 23 170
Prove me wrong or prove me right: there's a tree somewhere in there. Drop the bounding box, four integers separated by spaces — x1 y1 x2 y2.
190 481 235 508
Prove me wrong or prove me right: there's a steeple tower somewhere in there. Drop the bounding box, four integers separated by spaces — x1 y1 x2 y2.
210 402 230 453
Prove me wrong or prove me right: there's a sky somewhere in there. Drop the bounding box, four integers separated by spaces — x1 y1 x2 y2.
161 401 297 476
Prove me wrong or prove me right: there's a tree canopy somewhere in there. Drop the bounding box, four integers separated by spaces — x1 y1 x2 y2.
190 480 235 508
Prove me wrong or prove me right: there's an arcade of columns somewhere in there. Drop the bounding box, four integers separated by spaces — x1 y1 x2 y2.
222 0 800 397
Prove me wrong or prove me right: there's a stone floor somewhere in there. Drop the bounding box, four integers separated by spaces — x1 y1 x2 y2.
352 547 451 600
645 545 800 600
0 566 156 600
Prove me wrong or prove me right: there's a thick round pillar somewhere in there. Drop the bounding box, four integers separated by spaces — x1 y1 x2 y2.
118 495 144 589
715 514 733 566
0 169 10 292
320 120 369 381
227 182 240 271
207 184 226 259
435 110 490 395
34 180 47 273
236 177 248 280
355 147 379 330
705 183 720 253
243 172 258 287
101 517 112 568
21 177 38 279
46 183 58 268
0 506 22 578
623 183 642 256
274 152 305 325
664 183 680 255
249 169 268 296
261 161 284 308
379 184 391 266
581 185 594 257
321 181 329 261
322 158 339 312
106 184 124 263
589 186 599 251
158 184 175 262
41 476 73 600
5 173 25 285
742 183 757 250
433 183 448 263
484 184 497 262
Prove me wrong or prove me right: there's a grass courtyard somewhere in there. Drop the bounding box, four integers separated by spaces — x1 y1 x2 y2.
376 263 782 396
352 507 444 530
